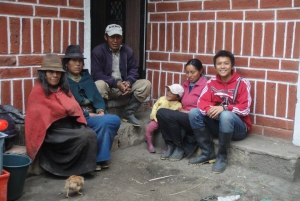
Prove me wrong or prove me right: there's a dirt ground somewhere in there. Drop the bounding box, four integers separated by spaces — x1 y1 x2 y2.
19 143 300 201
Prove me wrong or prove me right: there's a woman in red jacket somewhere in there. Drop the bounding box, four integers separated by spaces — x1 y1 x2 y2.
188 50 252 173
156 59 207 161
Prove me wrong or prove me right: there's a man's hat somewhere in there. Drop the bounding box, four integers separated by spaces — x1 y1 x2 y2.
105 24 122 36
63 45 86 59
38 54 65 72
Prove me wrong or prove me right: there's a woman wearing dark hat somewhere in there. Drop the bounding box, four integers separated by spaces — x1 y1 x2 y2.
25 53 98 176
63 45 121 170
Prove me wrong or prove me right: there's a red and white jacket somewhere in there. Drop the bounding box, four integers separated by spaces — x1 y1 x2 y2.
197 72 252 131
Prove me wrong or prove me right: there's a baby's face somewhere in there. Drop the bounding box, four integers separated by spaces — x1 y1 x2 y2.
166 88 179 101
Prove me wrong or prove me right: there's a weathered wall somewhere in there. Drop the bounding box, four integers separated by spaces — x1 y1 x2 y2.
146 0 300 140
0 0 84 112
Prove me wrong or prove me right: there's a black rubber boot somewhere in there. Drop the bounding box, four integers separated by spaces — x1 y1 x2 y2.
122 96 142 127
212 131 233 174
188 127 216 166
160 141 175 160
169 141 185 162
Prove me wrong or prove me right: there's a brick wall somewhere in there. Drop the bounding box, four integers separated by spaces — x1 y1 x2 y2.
0 0 84 112
146 0 300 140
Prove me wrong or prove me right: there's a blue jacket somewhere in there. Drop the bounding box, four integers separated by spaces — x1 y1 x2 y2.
91 42 139 88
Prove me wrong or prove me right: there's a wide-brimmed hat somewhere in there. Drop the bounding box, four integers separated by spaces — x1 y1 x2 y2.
63 45 86 59
166 84 184 98
105 24 122 36
38 54 65 72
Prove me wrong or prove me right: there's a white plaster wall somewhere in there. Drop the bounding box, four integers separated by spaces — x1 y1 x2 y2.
83 0 91 71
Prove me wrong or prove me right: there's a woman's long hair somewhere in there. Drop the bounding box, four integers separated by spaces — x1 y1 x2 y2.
37 70 71 97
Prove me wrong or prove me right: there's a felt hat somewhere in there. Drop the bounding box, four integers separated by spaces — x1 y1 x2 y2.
166 84 184 98
105 24 122 36
63 45 86 59
38 54 65 72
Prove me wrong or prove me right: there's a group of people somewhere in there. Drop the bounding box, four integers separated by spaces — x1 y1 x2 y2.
25 23 251 177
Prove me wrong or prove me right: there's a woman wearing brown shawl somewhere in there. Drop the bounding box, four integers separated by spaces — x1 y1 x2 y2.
25 54 97 176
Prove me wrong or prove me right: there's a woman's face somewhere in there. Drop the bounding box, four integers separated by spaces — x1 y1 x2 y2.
185 64 202 83
46 70 61 87
66 59 83 76
215 56 233 82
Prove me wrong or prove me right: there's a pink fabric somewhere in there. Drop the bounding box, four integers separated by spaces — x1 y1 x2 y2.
145 120 159 137
181 76 207 111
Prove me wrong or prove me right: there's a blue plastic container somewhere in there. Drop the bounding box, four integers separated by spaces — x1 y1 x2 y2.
0 132 8 174
3 154 32 201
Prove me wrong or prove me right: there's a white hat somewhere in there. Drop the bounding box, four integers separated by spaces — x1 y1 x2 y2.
166 84 184 98
105 24 122 36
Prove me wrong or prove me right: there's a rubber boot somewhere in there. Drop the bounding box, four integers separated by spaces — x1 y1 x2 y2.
122 95 142 127
145 135 156 153
212 131 233 174
188 127 216 166
160 141 175 160
168 141 185 161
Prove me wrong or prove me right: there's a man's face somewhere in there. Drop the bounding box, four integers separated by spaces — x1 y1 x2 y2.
104 34 123 52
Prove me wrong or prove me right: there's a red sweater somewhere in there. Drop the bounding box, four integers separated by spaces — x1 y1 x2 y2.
197 72 252 131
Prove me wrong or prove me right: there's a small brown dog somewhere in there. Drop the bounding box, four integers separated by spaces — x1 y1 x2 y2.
65 175 84 198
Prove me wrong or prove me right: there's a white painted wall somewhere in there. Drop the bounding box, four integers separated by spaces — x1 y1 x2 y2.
293 62 300 146
83 0 91 71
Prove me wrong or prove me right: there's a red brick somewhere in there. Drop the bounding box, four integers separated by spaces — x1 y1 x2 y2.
180 73 186 84
152 23 158 51
69 0 83 7
147 3 155 12
206 22 215 54
168 12 189 22
161 62 183 72
204 0 230 10
276 83 287 118
13 80 23 110
62 21 69 52
189 23 197 53
181 23 188 52
149 52 169 61
53 20 61 53
166 23 173 52
217 11 243 20
60 8 84 20
275 22 285 57
0 17 8 54
267 71 297 83
250 58 279 69
281 60 299 71
22 18 31 54
36 6 58 17
215 22 224 53
255 81 265 114
39 0 67 6
43 19 51 53
232 0 258 9
174 23 181 52
174 73 180 84
19 56 44 66
153 71 159 99
249 80 255 112
166 72 173 86
159 23 166 51
1 81 11 105
263 23 274 57
170 53 193 63
285 22 294 58
287 85 296 119
296 0 300 6
198 55 213 66
179 1 202 11
24 79 34 110
235 69 265 80
160 72 166 97
156 2 177 12
233 23 242 55
0 68 30 78
242 23 253 56
265 82 275 116
33 19 41 53
150 13 165 22
9 18 20 54
256 115 293 130
263 127 293 140
293 22 300 58
70 21 77 46
234 57 248 67
0 56 16 66
146 24 151 50
277 9 300 20
19 0 37 3
252 23 262 56
146 61 160 70
79 22 84 50
249 125 263 135
245 11 274 21
224 23 233 52
190 12 215 21
197 23 206 53
0 3 33 16
261 0 293 9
